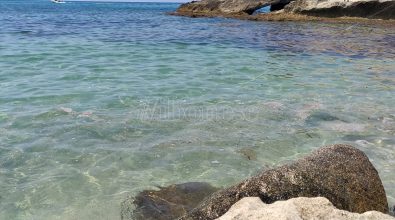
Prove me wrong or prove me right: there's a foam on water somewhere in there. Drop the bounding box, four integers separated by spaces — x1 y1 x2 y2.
0 1 394 219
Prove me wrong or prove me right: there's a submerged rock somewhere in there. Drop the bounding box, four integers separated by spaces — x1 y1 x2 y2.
236 148 257 160
305 111 343 126
180 144 388 219
216 197 395 220
121 182 219 220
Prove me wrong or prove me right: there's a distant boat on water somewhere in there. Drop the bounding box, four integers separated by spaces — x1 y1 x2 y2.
51 0 66 3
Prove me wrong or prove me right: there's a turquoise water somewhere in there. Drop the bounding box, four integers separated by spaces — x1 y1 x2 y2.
1 0 395 219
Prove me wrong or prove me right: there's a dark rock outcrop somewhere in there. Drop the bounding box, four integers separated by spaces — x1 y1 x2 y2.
176 0 291 15
121 182 219 220
180 144 388 219
174 0 395 19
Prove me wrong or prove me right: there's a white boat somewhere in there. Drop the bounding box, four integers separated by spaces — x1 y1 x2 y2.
51 0 66 3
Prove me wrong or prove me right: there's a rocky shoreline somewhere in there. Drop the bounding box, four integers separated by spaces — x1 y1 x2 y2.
171 0 395 24
122 144 393 220
170 10 395 25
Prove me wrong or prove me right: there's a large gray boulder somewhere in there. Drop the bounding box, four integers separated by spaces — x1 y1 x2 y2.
180 144 388 219
216 197 395 220
284 0 395 19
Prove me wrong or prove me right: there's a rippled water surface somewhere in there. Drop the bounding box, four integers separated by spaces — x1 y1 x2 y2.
0 0 395 219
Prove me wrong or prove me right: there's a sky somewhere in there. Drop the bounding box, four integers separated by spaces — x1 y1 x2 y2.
67 0 190 2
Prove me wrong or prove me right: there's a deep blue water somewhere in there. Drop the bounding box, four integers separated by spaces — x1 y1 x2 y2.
0 1 394 219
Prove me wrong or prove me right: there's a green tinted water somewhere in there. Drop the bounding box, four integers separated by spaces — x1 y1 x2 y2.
0 1 394 219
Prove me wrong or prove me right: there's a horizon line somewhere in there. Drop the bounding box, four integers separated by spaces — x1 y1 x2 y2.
65 0 190 3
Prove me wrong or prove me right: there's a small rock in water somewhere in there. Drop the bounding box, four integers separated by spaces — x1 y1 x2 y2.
121 182 219 220
355 140 375 147
78 111 93 117
236 148 257 161
211 160 220 164
59 107 73 114
305 111 342 126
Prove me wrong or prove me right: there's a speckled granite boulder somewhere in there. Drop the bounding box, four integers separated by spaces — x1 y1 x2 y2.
180 144 388 219
216 197 394 220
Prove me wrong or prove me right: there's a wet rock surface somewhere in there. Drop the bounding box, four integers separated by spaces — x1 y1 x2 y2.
180 144 388 219
121 182 219 220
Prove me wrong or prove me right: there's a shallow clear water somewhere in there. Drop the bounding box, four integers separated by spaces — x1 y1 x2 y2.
0 0 394 219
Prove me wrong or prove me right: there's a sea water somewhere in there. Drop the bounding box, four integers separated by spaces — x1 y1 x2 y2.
0 0 394 219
